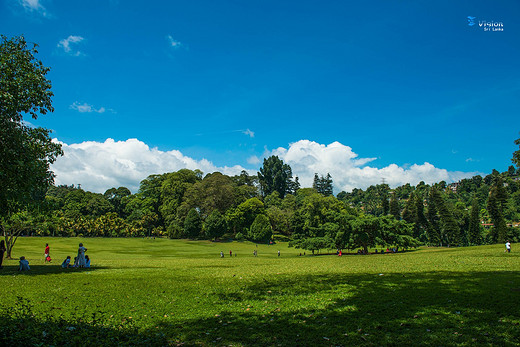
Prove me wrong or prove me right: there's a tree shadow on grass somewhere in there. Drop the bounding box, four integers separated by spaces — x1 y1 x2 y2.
158 270 520 346
1 271 520 346
0 265 106 276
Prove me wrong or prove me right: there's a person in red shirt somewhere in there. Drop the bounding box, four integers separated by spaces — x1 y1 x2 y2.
44 243 50 262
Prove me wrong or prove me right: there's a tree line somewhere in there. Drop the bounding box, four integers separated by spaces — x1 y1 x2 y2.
2 34 520 257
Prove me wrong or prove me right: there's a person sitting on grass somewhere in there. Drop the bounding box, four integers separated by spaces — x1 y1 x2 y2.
19 256 30 271
62 256 71 268
85 255 91 268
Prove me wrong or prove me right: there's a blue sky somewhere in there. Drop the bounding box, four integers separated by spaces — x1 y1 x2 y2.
2 0 519 193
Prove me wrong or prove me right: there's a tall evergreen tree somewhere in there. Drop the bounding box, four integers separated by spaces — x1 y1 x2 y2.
323 174 334 197
389 192 400 220
430 188 460 246
312 173 321 192
312 173 333 196
426 188 441 246
468 198 482 245
487 186 507 243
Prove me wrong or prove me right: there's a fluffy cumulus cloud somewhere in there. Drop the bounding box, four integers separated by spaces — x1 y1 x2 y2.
51 138 248 193
270 140 474 193
57 35 84 56
50 138 474 195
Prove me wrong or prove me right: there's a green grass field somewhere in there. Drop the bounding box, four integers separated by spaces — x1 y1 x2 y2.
1 238 519 346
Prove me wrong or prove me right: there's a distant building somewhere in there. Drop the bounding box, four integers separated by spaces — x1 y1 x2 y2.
448 181 460 192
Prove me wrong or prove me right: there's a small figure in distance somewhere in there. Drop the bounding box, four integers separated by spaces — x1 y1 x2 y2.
19 256 30 271
62 256 71 268
85 255 91 268
229 250 232 257
44 243 50 262
278 250 280 257
505 240 511 253
220 251 224 258
0 240 6 269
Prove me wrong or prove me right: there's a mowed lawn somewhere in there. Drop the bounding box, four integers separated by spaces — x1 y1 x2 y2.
1 238 519 346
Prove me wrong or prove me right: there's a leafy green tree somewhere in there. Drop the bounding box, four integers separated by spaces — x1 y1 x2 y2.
0 35 63 217
184 208 202 239
179 172 236 219
258 156 295 198
204 210 226 240
104 187 131 216
348 215 383 254
226 197 264 235
248 214 272 242
159 169 201 228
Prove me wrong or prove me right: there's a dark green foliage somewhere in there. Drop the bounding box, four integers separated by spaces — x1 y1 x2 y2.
258 156 296 198
429 188 461 246
468 198 482 245
204 210 226 240
312 173 333 196
248 214 272 242
184 208 202 239
389 192 400 219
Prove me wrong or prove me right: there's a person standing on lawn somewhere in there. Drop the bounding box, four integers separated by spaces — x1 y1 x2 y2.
44 243 50 262
506 240 511 253
77 243 87 267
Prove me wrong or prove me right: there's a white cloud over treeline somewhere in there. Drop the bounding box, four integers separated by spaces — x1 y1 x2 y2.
51 139 247 193
270 140 474 193
51 138 474 194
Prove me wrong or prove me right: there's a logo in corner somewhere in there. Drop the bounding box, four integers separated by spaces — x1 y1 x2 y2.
467 16 476 26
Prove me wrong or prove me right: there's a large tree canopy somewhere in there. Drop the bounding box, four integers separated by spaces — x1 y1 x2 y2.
0 35 62 215
258 155 296 198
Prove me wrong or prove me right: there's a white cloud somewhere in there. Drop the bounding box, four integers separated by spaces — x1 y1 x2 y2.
242 129 255 138
70 102 106 113
166 35 182 48
19 0 48 16
51 138 249 193
247 155 261 165
57 36 84 56
50 138 475 195
269 140 475 193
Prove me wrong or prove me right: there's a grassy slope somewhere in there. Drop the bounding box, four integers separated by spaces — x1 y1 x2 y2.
1 238 519 346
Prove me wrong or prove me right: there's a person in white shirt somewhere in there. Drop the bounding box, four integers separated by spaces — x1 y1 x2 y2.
505 240 511 253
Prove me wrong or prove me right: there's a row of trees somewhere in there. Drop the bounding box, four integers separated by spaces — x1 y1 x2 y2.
2 34 520 258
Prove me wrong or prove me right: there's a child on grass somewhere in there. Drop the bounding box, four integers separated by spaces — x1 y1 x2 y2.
62 256 71 268
19 256 30 271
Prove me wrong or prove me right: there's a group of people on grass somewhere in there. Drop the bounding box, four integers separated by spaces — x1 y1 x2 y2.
1 242 91 271
61 243 90 268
